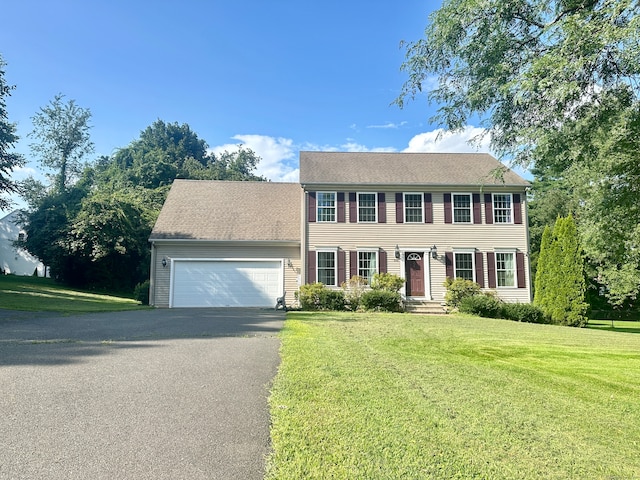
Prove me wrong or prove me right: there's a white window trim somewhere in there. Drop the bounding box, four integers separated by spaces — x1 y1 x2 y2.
316 248 338 286
357 192 378 223
492 193 514 224
357 248 379 283
452 193 473 224
453 249 476 282
494 249 517 288
317 191 337 223
403 192 424 223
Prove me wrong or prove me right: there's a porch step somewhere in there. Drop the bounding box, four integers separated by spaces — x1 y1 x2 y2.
404 301 448 315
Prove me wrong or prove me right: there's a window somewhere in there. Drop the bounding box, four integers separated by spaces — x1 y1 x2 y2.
453 194 472 223
404 193 423 223
496 252 515 287
358 251 378 283
454 252 474 281
17 232 25 242
358 193 377 222
317 192 336 222
317 251 336 286
493 194 513 224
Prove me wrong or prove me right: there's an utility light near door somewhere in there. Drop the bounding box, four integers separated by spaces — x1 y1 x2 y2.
431 246 438 259
395 244 400 259
162 257 167 268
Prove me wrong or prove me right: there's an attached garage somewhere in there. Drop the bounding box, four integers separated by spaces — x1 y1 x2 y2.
170 259 283 308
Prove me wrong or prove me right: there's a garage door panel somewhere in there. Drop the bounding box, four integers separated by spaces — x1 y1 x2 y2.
171 260 282 308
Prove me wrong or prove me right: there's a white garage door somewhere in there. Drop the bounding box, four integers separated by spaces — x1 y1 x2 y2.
171 260 282 308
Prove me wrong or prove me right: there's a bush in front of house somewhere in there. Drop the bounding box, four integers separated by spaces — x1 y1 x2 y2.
360 289 403 312
502 302 548 324
134 280 150 305
371 272 405 292
444 277 482 307
341 275 369 311
459 293 503 318
298 282 346 311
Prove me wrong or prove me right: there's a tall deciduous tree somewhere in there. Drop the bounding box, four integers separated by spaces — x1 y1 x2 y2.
397 0 640 306
29 94 94 192
0 54 24 210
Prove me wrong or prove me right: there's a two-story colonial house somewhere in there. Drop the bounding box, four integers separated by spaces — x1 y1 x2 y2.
148 151 531 308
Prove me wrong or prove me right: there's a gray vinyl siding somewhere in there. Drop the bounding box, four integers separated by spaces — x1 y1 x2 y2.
306 188 530 303
151 243 300 307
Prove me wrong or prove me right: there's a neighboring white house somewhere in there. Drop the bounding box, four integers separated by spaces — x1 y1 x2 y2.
0 210 47 276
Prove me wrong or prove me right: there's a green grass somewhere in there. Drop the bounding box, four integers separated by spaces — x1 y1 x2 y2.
0 275 148 313
267 312 640 479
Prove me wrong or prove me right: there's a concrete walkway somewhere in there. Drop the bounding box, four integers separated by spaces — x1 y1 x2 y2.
0 308 284 480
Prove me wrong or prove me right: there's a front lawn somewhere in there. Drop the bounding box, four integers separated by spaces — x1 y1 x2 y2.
0 275 147 313
267 312 640 479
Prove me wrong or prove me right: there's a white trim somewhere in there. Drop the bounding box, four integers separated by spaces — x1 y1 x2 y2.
452 250 476 282
452 192 473 224
356 248 379 283
494 249 518 288
492 193 514 224
357 192 378 223
316 191 337 223
398 248 432 300
403 192 424 223
316 249 338 286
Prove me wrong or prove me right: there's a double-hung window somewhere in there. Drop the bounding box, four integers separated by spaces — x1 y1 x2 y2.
317 250 337 286
495 252 516 287
404 193 423 223
317 192 336 222
454 252 474 281
358 250 378 284
493 194 513 224
358 193 377 222
453 194 472 223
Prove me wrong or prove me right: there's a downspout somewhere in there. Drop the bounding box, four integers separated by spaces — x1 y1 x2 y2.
149 241 157 306
301 187 308 287
524 187 533 302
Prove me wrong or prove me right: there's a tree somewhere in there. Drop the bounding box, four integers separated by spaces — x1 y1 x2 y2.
397 0 640 306
0 54 25 210
534 215 588 326
29 94 94 192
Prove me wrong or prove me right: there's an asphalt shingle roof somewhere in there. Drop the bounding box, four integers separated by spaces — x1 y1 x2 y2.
149 180 301 242
299 151 530 187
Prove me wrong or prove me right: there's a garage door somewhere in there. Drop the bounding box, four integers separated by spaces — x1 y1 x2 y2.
171 260 282 308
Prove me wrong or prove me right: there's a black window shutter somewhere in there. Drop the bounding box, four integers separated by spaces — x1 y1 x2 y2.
424 193 433 223
473 193 482 224
395 193 404 223
338 250 346 285
475 251 484 287
445 251 454 279
337 192 345 223
484 194 493 224
516 252 526 288
444 193 452 224
349 192 357 223
378 193 386 223
379 249 387 274
513 194 522 224
487 252 496 288
308 192 316 223
350 250 357 278
307 251 316 283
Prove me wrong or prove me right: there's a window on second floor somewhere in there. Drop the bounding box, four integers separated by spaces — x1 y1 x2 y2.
317 250 337 286
317 192 336 222
358 193 377 222
358 250 378 284
454 252 474 281
493 194 513 224
404 193 423 223
453 194 472 223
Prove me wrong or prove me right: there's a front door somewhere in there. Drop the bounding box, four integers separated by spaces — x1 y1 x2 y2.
405 252 425 297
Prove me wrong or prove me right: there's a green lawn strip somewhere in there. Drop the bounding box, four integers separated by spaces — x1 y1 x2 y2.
587 319 640 334
0 275 146 313
267 312 640 479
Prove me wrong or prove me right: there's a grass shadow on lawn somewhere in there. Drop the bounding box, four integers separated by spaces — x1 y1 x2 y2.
587 319 640 334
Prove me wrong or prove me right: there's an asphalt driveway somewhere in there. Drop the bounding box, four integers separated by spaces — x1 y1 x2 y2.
0 308 284 480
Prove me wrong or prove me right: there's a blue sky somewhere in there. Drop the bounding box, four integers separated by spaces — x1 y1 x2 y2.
1 0 496 215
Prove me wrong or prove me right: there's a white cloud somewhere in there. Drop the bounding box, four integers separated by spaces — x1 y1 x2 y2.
209 134 298 182
403 126 492 153
366 121 408 129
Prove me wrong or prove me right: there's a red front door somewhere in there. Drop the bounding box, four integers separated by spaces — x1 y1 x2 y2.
405 252 425 297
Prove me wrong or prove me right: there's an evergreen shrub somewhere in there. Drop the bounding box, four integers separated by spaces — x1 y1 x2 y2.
361 290 403 312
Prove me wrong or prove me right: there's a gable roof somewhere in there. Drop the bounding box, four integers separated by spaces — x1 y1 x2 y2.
299 151 530 187
149 180 301 242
